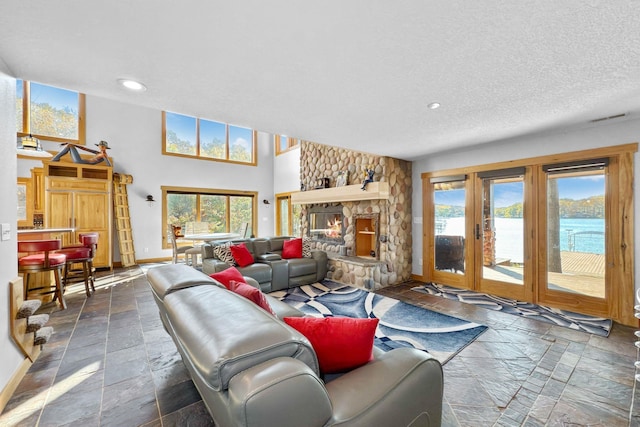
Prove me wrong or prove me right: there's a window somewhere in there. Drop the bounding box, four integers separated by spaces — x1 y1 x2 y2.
162 186 257 248
16 80 86 144
275 135 300 155
275 192 302 236
162 111 257 164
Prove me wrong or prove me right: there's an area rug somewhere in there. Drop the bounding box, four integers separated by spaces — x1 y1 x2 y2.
412 282 612 337
270 281 487 364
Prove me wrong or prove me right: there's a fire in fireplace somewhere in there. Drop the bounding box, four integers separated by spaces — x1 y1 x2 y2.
308 206 345 244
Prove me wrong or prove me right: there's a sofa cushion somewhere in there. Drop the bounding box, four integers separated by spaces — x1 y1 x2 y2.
238 263 272 284
283 317 379 374
282 238 303 259
165 285 319 391
288 258 318 277
213 242 236 265
227 280 276 315
210 266 245 287
230 242 254 267
302 237 312 257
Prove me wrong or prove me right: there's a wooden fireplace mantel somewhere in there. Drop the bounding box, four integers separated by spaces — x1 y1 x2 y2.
291 182 390 204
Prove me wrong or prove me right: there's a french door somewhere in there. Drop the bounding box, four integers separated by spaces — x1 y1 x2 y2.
474 168 533 302
423 144 636 324
537 159 609 313
428 170 533 301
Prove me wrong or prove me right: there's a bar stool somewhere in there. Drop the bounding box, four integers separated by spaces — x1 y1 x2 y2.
57 233 98 297
18 239 67 310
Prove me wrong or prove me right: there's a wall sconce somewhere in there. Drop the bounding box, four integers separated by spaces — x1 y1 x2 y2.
263 199 270 205
145 195 155 206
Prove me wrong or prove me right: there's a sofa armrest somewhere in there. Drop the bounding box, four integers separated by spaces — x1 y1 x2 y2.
227 357 332 427
311 250 328 281
256 253 281 262
325 348 443 427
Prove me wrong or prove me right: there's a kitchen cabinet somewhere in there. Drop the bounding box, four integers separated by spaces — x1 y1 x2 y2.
44 161 112 269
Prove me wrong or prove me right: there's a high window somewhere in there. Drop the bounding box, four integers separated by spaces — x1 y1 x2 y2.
162 111 256 165
162 186 257 248
275 135 300 155
16 80 86 144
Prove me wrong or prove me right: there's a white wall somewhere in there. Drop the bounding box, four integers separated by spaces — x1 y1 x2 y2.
0 64 23 401
410 117 640 293
273 146 301 195
17 95 276 262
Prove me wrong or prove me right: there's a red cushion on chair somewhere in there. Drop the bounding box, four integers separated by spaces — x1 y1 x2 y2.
18 253 66 267
283 316 379 374
210 266 246 288
230 243 254 267
282 238 303 259
56 246 92 260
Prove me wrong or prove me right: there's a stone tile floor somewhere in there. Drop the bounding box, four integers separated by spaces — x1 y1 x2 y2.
1 265 638 426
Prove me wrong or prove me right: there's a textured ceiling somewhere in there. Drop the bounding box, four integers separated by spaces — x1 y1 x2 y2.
1 1 639 160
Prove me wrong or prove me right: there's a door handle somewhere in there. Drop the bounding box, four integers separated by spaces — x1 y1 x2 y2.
475 224 481 240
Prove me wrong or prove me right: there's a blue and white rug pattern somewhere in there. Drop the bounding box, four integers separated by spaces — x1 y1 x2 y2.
412 282 612 337
271 281 487 364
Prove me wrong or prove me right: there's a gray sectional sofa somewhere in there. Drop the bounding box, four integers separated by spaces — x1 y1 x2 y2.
201 236 328 292
147 264 444 427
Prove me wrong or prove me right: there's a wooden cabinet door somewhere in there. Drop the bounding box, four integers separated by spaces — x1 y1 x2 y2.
32 167 45 213
74 192 111 268
47 191 74 248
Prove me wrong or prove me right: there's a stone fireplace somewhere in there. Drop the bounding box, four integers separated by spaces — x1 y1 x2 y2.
296 142 412 290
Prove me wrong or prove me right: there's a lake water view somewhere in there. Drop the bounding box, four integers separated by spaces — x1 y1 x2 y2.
438 217 605 264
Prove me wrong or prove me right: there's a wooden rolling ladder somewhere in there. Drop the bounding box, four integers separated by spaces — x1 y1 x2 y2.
112 173 136 267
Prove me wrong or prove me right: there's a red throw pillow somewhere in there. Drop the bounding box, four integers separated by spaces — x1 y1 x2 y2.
283 317 379 374
227 280 275 315
230 243 254 267
282 238 303 259
210 266 245 288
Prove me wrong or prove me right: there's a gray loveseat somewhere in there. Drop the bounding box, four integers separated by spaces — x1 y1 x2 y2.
201 236 328 292
147 264 444 427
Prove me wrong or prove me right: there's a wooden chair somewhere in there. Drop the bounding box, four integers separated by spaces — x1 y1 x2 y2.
18 239 67 310
56 232 98 297
169 224 194 264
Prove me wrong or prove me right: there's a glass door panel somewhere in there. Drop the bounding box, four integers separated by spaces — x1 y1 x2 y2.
477 174 526 295
544 169 606 300
431 177 470 288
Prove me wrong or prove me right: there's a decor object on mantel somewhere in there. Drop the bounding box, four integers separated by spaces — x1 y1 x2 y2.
336 171 349 187
361 166 375 190
291 181 389 204
17 134 53 158
314 177 330 189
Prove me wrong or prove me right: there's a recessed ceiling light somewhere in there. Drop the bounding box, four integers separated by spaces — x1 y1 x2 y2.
117 79 147 92
427 102 441 110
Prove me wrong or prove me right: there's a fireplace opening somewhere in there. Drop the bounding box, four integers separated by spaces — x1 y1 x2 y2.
354 214 379 259
308 205 344 244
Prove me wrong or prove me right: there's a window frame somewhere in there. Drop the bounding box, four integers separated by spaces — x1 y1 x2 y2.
162 111 258 165
275 135 300 155
161 185 258 249
17 80 86 145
